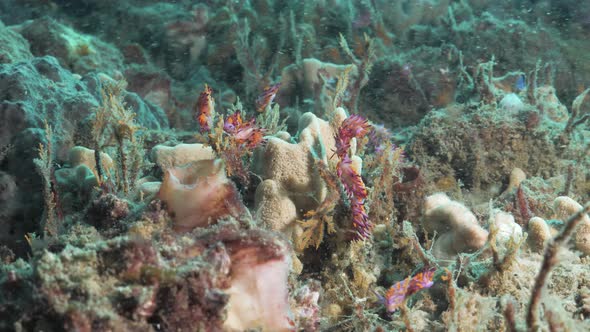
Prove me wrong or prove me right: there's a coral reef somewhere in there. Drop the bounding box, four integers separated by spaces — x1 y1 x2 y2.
18 17 124 75
0 20 32 64
0 221 295 331
0 1 588 331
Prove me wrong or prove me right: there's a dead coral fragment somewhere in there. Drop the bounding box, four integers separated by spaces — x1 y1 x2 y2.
527 201 590 331
561 87 590 142
291 281 321 332
553 196 590 255
527 217 551 252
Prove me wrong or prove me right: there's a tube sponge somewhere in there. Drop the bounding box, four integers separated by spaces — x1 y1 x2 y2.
158 159 247 232
224 246 295 332
193 224 296 332
423 193 488 259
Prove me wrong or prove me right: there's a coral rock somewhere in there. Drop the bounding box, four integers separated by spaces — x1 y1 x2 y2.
499 93 525 113
136 180 161 200
125 67 173 113
407 103 561 194
85 193 130 231
423 193 488 259
0 20 33 64
291 281 321 332
0 171 18 249
19 17 124 75
535 86 570 123
0 171 17 217
279 59 356 106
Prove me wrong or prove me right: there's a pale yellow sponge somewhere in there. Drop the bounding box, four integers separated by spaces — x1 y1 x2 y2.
140 143 216 201
527 217 551 252
553 196 590 255
56 146 112 190
253 108 351 235
254 179 297 234
68 146 113 178
151 143 215 169
507 167 526 192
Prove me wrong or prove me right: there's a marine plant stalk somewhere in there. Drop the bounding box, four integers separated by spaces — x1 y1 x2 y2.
503 300 517 332
116 135 129 195
34 122 60 237
400 301 415 332
527 202 590 331
94 147 103 186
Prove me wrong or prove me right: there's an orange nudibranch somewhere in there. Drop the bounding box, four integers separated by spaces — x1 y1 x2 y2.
195 84 215 132
256 83 281 113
